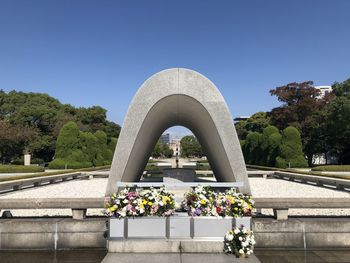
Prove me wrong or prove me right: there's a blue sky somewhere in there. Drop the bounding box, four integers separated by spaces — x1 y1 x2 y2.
0 0 349 137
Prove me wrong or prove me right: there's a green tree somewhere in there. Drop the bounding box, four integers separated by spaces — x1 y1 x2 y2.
180 135 203 158
269 81 334 166
151 141 174 158
325 96 350 164
0 90 121 163
54 121 81 159
243 132 262 165
94 130 113 165
235 112 270 140
108 137 118 153
80 131 98 165
261 125 281 167
49 122 114 169
333 78 350 97
0 120 37 163
276 127 308 168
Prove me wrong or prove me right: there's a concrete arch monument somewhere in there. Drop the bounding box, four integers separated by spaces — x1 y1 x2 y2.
105 68 251 195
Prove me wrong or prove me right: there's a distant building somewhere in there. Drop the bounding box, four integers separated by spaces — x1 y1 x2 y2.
315 86 332 99
169 138 181 156
233 116 251 123
159 133 170 144
312 153 338 165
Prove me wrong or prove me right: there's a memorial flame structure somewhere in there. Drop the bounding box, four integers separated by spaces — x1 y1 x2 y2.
105 68 251 195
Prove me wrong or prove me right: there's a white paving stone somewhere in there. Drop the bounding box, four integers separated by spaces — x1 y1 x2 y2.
1 178 350 217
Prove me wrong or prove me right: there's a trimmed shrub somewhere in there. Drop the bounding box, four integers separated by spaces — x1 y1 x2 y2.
0 165 44 173
108 137 118 153
55 121 80 159
276 126 308 168
260 125 281 166
49 122 114 169
94 130 112 166
244 132 262 165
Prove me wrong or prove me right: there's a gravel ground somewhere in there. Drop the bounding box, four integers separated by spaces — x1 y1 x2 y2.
1 178 350 217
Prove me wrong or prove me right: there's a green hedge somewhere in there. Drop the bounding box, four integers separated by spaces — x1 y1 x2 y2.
312 165 350 172
0 165 111 182
246 164 350 180
145 164 161 171
0 165 45 173
197 160 209 164
246 164 281 171
48 158 94 169
196 163 211 170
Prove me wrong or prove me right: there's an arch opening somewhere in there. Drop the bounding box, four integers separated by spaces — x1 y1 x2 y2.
122 94 237 184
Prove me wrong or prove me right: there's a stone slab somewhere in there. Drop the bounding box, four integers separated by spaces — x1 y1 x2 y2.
57 232 106 248
108 240 181 253
180 240 225 253
102 253 261 263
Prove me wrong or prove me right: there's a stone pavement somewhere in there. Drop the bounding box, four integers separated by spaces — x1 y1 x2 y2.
101 253 260 263
255 250 350 263
1 250 350 263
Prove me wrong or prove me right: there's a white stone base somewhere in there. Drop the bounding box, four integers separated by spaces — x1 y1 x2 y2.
108 239 258 255
102 252 261 263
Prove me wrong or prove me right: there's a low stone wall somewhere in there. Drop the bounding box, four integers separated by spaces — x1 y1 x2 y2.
0 217 349 250
0 218 106 249
254 218 350 249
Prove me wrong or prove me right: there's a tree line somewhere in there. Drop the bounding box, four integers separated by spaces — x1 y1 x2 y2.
0 90 120 164
236 77 350 167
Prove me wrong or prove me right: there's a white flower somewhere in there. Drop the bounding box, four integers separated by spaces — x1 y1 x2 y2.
120 210 126 217
226 233 233 241
234 228 240 234
239 236 243 241
239 249 244 254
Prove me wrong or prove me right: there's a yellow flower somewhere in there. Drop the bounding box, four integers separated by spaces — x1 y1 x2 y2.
140 203 144 209
148 201 153 206
227 196 235 204
200 199 207 205
142 200 147 205
110 205 117 212
162 196 170 204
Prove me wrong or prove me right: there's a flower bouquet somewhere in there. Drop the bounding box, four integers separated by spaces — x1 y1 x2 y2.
182 185 217 216
105 186 176 218
182 186 255 218
224 226 256 258
217 189 254 218
106 186 177 239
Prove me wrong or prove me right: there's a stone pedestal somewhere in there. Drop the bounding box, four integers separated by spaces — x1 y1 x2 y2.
24 154 31 166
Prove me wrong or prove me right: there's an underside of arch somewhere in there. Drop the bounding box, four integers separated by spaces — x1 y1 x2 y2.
106 68 250 195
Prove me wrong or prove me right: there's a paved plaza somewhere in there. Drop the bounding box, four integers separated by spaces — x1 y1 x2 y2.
1 177 350 217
